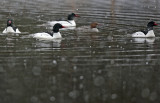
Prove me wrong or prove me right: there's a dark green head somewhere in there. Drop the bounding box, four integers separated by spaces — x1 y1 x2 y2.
53 23 65 33
7 19 13 27
147 21 158 27
67 13 79 20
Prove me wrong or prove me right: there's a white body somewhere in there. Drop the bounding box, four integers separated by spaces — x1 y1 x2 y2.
33 32 62 40
91 28 99 32
2 26 21 34
132 30 155 37
48 20 76 27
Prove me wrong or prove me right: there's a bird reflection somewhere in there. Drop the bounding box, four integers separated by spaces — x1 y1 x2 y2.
132 38 155 44
35 39 62 49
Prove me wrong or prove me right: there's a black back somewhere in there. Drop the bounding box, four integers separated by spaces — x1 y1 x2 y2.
141 29 149 35
46 31 53 37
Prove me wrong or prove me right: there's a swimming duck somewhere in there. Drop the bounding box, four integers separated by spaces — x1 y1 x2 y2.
90 22 99 32
76 22 99 32
47 13 79 27
132 21 158 37
33 23 65 40
2 19 21 34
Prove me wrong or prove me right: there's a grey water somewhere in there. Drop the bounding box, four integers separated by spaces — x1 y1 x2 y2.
0 0 160 103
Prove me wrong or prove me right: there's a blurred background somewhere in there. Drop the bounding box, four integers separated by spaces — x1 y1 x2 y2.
0 0 160 103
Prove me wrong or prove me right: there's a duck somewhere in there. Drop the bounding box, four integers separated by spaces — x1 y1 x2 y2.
33 23 65 40
47 13 79 27
90 22 99 32
132 21 158 37
2 19 21 34
76 22 99 32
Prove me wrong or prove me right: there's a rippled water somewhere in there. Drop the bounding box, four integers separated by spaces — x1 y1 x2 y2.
0 0 160 103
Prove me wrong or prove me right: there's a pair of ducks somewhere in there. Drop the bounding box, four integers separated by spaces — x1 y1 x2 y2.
2 13 158 39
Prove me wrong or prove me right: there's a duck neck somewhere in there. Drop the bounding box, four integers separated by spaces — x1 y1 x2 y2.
68 15 74 20
7 24 13 27
147 26 153 31
53 32 62 38
67 20 75 23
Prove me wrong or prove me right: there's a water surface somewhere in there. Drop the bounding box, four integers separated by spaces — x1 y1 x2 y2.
0 0 160 103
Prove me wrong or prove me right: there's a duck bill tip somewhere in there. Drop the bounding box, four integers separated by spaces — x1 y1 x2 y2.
75 15 80 17
154 23 158 26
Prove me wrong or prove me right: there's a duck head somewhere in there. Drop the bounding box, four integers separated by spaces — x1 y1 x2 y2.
68 13 80 20
53 23 65 33
147 21 158 27
7 19 13 27
90 22 99 28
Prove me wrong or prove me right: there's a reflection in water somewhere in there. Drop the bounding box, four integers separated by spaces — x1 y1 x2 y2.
35 39 62 49
133 38 155 43
0 0 160 103
110 0 116 24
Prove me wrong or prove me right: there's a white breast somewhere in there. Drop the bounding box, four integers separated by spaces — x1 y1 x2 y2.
2 27 21 34
145 30 155 37
53 32 62 38
3 27 15 33
91 28 99 32
33 32 62 40
15 28 21 33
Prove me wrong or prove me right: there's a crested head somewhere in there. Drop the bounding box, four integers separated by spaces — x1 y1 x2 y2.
53 23 65 33
147 21 158 27
68 13 79 20
90 22 98 28
71 13 76 16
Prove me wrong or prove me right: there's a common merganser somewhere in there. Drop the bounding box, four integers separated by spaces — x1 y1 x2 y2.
48 13 79 27
132 21 158 37
90 22 99 32
2 19 21 34
33 23 65 40
76 22 99 32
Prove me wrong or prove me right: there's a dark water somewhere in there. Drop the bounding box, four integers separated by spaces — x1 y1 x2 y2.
0 0 160 103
